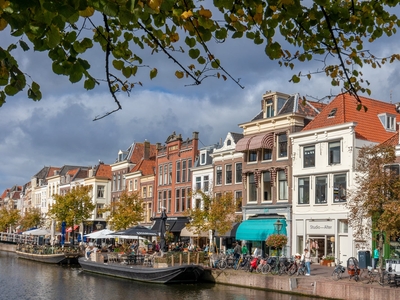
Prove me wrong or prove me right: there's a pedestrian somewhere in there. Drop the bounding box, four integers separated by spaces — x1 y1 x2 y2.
241 243 248 256
303 248 311 276
373 246 379 269
233 242 241 260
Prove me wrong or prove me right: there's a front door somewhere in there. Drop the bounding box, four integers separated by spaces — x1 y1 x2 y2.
339 235 348 264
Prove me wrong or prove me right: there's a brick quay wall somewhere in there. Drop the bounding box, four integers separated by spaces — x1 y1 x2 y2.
205 268 400 300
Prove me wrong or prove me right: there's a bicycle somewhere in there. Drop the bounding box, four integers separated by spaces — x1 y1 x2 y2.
331 258 345 281
297 260 307 276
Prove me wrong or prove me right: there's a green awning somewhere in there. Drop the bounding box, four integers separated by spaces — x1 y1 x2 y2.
236 218 287 241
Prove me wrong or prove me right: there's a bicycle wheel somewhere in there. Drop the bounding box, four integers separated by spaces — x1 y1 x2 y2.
297 267 305 276
378 272 389 286
218 260 227 270
332 269 340 281
256 264 263 273
271 264 279 275
262 264 271 275
288 263 297 276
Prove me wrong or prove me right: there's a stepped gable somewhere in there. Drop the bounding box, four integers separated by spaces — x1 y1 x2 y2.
303 93 400 143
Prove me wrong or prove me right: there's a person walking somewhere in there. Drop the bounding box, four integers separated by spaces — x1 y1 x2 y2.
241 243 249 256
233 242 241 260
373 247 379 269
303 248 311 276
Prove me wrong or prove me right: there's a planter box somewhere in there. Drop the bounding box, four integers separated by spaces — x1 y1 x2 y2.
321 260 333 266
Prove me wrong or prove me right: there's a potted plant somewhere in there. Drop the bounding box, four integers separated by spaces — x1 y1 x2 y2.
266 234 288 256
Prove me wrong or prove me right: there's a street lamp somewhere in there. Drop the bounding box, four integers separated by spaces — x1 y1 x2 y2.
274 219 283 235
96 222 103 231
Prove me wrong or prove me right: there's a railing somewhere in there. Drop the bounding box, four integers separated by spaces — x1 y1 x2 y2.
0 232 39 245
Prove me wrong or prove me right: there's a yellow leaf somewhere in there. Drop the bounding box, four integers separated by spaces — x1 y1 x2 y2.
79 7 95 17
170 32 179 43
0 17 7 31
199 6 212 19
175 71 184 79
147 0 163 12
181 10 193 19
256 4 263 14
0 0 10 10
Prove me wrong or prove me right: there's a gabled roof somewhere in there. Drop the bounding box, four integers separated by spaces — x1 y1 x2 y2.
94 163 112 179
381 131 399 147
130 158 156 176
230 132 244 144
302 93 400 143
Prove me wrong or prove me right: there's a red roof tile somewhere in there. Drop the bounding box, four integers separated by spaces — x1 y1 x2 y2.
130 158 156 176
303 93 400 143
95 164 112 179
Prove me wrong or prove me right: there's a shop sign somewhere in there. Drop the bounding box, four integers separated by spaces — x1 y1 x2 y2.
308 220 334 234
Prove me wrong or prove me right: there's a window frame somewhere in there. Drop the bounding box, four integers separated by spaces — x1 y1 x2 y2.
235 163 242 183
315 176 327 204
248 173 257 202
225 164 232 185
216 166 222 185
278 170 288 201
329 141 341 165
298 177 310 204
333 174 347 203
262 171 272 202
248 150 257 162
303 145 316 168
278 134 288 158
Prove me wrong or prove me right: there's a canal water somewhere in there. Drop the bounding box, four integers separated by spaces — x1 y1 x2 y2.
0 251 323 300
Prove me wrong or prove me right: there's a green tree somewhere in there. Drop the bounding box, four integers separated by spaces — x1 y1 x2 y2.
102 190 144 231
1 1 400 113
347 144 400 271
19 207 43 230
0 206 20 232
185 191 237 248
47 185 95 233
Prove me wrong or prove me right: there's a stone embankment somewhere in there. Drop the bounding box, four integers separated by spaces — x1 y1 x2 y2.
205 265 400 300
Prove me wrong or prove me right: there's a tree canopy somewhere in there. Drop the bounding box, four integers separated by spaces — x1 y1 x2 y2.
19 207 43 230
185 191 237 236
47 185 95 227
101 190 144 230
0 205 20 232
1 0 400 116
347 144 400 267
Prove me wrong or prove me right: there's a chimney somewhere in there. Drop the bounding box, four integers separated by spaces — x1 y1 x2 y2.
192 131 199 140
144 140 150 160
156 142 161 150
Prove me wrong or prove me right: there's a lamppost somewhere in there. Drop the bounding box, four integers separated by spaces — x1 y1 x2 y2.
96 222 103 231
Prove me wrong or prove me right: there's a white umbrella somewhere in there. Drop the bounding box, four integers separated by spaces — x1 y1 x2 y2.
22 228 60 236
84 229 114 239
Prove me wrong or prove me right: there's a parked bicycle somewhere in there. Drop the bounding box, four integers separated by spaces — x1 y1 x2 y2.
364 266 390 286
297 260 307 276
331 258 346 281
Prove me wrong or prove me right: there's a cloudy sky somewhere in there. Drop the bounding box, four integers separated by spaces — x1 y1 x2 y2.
1 8 400 193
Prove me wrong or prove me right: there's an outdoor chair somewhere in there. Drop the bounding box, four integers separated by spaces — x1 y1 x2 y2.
107 253 118 263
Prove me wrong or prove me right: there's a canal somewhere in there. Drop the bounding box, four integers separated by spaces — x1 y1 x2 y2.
0 251 324 300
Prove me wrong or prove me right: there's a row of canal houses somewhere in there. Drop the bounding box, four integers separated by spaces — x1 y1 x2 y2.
2 90 400 263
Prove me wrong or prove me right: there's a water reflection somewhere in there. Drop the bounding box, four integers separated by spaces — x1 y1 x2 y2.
0 251 323 300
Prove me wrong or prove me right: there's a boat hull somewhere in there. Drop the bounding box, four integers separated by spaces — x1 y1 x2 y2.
16 250 68 264
78 257 204 284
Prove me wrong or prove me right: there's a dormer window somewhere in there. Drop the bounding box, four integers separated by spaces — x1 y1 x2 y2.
200 152 206 165
227 140 232 146
328 108 337 117
378 113 396 131
265 98 274 118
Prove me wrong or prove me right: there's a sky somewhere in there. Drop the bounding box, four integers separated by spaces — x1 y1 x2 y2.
1 8 400 193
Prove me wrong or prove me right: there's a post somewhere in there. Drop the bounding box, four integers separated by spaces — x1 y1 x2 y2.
171 254 174 266
180 253 182 265
188 252 190 265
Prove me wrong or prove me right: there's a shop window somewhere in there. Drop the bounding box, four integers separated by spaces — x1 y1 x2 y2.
298 177 310 204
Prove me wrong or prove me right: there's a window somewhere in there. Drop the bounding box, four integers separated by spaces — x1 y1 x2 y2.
188 159 192 182
278 134 288 158
117 174 121 190
128 180 132 191
158 191 162 212
303 145 315 168
227 140 232 146
204 176 209 192
142 186 147 198
163 191 167 210
134 179 138 191
168 163 172 184
298 177 310 204
333 174 346 202
186 188 191 210
196 177 201 190
97 186 105 198
168 190 171 213
195 198 201 209
379 113 396 131
226 164 232 184
216 166 222 185
277 97 286 112
262 171 272 201
265 98 274 118
235 191 242 212
248 173 257 202
278 170 288 200
249 150 257 162
182 160 187 183
329 141 341 165
159 166 163 186
175 189 180 212
235 163 242 183
181 188 186 211
339 220 348 233
96 204 104 218
263 149 272 161
163 165 168 185
149 186 153 198
200 153 206 165
315 176 327 204
176 161 181 183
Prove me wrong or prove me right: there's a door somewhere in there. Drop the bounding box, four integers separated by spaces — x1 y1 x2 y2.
339 235 348 264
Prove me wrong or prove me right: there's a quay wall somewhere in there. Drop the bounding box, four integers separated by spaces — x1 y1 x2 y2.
208 269 400 300
0 243 16 252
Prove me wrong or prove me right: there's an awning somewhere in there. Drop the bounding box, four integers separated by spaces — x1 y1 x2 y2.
248 133 274 150
169 219 188 232
236 218 287 241
235 136 254 152
66 225 79 233
180 227 208 237
215 223 240 237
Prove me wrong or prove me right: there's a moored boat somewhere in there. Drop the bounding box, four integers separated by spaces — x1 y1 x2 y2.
15 250 68 264
78 257 204 284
